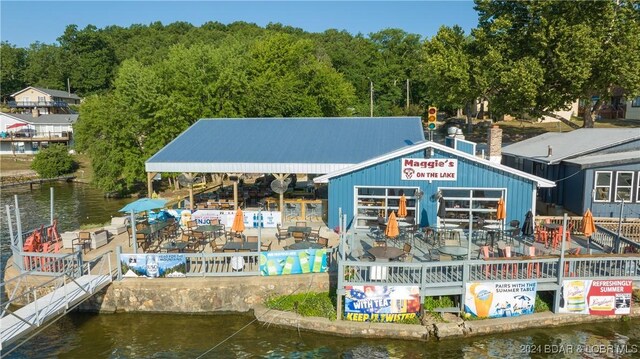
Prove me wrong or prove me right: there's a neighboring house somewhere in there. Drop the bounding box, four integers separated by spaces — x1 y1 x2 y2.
501 129 640 218
0 112 78 155
9 87 80 115
626 96 640 120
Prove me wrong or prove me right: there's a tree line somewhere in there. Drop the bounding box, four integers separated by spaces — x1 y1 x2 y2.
1 1 638 192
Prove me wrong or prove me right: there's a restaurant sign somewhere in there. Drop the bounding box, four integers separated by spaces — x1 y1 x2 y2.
559 279 632 315
401 158 458 181
464 281 537 318
344 285 421 322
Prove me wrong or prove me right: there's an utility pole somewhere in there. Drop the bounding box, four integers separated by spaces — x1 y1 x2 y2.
369 80 374 117
406 79 410 110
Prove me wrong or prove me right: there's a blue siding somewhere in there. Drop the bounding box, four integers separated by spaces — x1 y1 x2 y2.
584 164 640 218
327 148 537 229
561 164 584 214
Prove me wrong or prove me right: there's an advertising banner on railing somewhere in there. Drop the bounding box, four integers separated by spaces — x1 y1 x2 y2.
559 280 632 315
464 281 537 318
259 249 327 276
190 209 281 228
344 285 421 322
401 158 458 181
120 254 186 278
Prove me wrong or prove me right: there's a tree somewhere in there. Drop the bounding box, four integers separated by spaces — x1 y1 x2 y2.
23 42 66 90
473 0 640 127
422 26 476 118
0 42 27 102
31 144 76 178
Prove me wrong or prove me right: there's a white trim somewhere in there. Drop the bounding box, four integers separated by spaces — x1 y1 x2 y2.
314 141 555 188
637 171 640 203
353 185 419 228
145 162 353 174
594 171 612 202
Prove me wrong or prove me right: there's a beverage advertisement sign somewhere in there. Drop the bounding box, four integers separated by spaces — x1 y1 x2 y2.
464 281 537 318
120 254 187 278
400 158 458 181
344 286 421 322
559 280 632 315
259 249 327 276
190 209 281 228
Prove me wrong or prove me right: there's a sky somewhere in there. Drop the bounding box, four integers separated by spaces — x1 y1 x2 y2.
1 1 478 48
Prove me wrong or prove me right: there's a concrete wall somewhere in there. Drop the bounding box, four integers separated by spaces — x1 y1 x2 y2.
79 273 333 313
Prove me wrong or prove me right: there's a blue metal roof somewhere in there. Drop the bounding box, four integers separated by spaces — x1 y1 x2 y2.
146 117 425 174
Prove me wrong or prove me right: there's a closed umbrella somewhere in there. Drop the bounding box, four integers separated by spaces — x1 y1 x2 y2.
231 208 245 234
582 209 596 253
522 211 534 237
398 194 407 218
496 198 506 221
7 122 27 129
385 211 399 238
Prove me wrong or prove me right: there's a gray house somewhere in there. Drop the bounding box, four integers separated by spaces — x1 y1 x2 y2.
501 128 640 218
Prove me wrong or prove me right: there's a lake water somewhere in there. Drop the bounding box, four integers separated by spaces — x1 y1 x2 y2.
1 183 639 358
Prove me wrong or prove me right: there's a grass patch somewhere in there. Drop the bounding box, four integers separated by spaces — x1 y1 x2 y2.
423 296 455 311
71 153 94 183
79 222 109 230
0 154 34 172
265 291 336 320
535 294 551 312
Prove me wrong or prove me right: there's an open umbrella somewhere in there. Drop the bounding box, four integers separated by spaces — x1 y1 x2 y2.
119 198 168 214
398 194 407 218
231 208 245 233
385 211 399 238
7 122 27 130
582 209 596 253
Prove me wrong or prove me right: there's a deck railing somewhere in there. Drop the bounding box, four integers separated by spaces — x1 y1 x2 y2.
538 215 640 240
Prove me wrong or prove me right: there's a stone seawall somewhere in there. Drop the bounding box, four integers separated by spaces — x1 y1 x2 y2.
79 274 332 313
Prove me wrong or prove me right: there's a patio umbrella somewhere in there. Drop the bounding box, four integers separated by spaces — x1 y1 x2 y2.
496 198 506 222
385 211 399 238
522 211 534 237
398 194 408 218
7 122 27 129
437 196 447 224
231 208 245 233
582 209 596 252
119 198 168 214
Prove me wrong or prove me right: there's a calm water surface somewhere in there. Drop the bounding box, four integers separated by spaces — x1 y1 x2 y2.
2 183 639 358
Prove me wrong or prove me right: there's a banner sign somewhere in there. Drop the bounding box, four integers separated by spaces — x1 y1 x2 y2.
120 253 186 278
259 249 327 276
401 158 458 181
344 286 421 322
559 280 632 315
191 210 281 228
464 281 537 318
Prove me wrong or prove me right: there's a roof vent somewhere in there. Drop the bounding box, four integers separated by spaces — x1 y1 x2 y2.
547 145 553 157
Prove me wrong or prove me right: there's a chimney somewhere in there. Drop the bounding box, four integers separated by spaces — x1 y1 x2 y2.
31 108 40 118
487 125 502 163
547 145 553 157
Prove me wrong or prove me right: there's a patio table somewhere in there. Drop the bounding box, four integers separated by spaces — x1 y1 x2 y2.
160 241 189 253
438 245 468 260
287 226 311 240
286 241 324 250
138 222 169 241
195 225 223 238
367 247 404 262
223 242 259 251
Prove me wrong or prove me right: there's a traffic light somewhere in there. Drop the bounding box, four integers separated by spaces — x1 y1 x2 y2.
427 106 437 130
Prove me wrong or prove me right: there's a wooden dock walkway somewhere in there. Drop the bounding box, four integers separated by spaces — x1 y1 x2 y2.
0 175 75 189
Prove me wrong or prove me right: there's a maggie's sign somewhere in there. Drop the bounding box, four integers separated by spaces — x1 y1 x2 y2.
401 158 458 181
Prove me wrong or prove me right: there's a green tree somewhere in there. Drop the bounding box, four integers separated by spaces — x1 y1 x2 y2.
31 144 76 178
473 0 640 127
23 42 66 90
0 42 27 102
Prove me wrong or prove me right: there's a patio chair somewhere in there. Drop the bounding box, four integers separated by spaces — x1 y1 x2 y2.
260 241 272 252
296 221 307 227
307 227 321 242
526 246 540 278
275 224 290 244
399 243 412 261
292 231 305 243
318 237 329 248
246 235 258 243
77 231 92 254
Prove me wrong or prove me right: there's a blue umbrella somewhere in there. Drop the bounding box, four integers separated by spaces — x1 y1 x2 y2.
119 198 168 214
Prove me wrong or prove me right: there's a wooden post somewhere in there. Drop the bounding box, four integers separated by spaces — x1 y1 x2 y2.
147 172 156 197
233 180 238 210
274 174 290 221
188 172 194 211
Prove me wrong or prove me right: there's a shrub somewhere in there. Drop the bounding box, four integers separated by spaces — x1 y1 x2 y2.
265 291 336 320
31 144 77 178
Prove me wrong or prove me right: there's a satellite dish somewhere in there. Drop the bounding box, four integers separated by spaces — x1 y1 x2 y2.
270 178 291 194
178 173 195 188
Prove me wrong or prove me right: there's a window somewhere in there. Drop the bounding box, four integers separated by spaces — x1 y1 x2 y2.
355 186 418 228
637 172 640 202
594 171 612 202
632 97 640 107
440 188 505 225
615 172 633 202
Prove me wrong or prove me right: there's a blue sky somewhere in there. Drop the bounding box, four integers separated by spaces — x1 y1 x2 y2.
1 1 478 48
